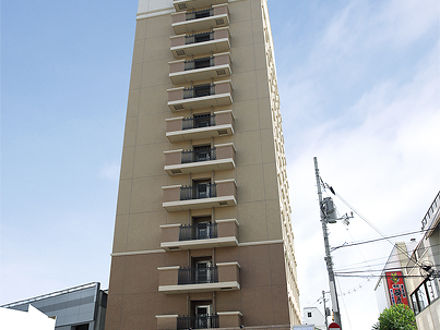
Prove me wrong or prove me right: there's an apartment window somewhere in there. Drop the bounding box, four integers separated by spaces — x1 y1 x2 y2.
194 57 213 69
307 312 312 318
426 277 440 302
411 278 440 315
73 325 89 330
194 84 213 98
410 293 419 315
416 284 429 310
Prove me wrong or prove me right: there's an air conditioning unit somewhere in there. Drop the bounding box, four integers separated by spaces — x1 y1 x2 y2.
215 18 225 25
176 50 186 56
178 4 187 10
216 69 226 76
217 129 228 136
174 104 184 111
171 169 183 174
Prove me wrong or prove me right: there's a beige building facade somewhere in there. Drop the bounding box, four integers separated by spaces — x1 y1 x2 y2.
106 0 301 328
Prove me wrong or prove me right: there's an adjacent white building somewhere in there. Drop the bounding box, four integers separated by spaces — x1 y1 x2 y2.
302 307 325 330
0 304 56 330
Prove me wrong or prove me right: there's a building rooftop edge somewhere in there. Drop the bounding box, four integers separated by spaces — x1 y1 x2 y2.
1 282 100 308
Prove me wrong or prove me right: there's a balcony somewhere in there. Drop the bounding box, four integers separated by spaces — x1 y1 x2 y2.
164 143 235 175
162 179 237 212
172 5 229 34
158 262 240 294
169 53 231 84
168 80 232 112
170 28 230 58
160 219 239 251
173 0 228 12
156 312 242 330
166 110 234 142
162 179 237 211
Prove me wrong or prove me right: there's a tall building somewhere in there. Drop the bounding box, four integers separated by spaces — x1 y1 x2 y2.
106 0 300 329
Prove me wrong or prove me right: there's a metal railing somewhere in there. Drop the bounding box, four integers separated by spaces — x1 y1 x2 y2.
178 267 218 285
177 315 219 329
180 184 217 200
421 190 440 230
183 84 215 99
181 148 216 163
182 114 216 130
184 56 214 71
179 223 218 241
185 31 214 44
186 8 213 21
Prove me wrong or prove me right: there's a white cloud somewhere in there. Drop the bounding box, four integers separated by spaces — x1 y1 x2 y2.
98 162 120 182
279 1 440 328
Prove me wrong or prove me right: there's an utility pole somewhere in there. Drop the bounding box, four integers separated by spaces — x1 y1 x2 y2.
314 157 342 328
322 290 329 329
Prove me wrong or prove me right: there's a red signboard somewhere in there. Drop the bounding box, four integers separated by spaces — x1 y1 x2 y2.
385 271 409 306
329 322 341 329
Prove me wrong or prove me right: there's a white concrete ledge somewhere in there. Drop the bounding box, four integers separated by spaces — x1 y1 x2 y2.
215 218 239 226
155 314 178 319
161 184 182 189
217 261 240 268
159 223 182 229
217 311 243 316
157 266 180 271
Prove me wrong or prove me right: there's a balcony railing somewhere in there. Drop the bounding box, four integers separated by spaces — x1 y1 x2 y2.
182 114 215 129
170 27 230 58
177 315 219 329
172 5 229 34
166 110 234 142
186 8 212 20
160 219 238 251
184 84 215 98
162 179 237 211
179 223 218 241
185 56 214 70
168 80 232 111
158 262 240 294
181 148 216 163
186 31 213 44
169 53 231 84
178 266 218 285
156 312 242 330
180 184 216 200
421 190 440 230
173 0 228 12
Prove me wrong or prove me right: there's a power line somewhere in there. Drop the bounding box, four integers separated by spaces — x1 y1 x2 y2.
322 182 425 269
335 264 440 274
335 249 440 272
335 274 430 279
331 229 430 251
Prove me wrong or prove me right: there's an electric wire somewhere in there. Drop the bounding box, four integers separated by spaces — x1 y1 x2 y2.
335 249 440 272
321 180 427 270
331 229 431 250
335 264 440 274
336 277 353 329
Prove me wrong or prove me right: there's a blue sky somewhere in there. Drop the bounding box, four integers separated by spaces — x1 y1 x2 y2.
2 1 439 329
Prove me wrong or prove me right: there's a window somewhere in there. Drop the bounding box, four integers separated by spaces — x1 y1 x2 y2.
416 284 429 310
73 325 89 330
426 277 440 302
410 293 419 315
307 312 312 318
